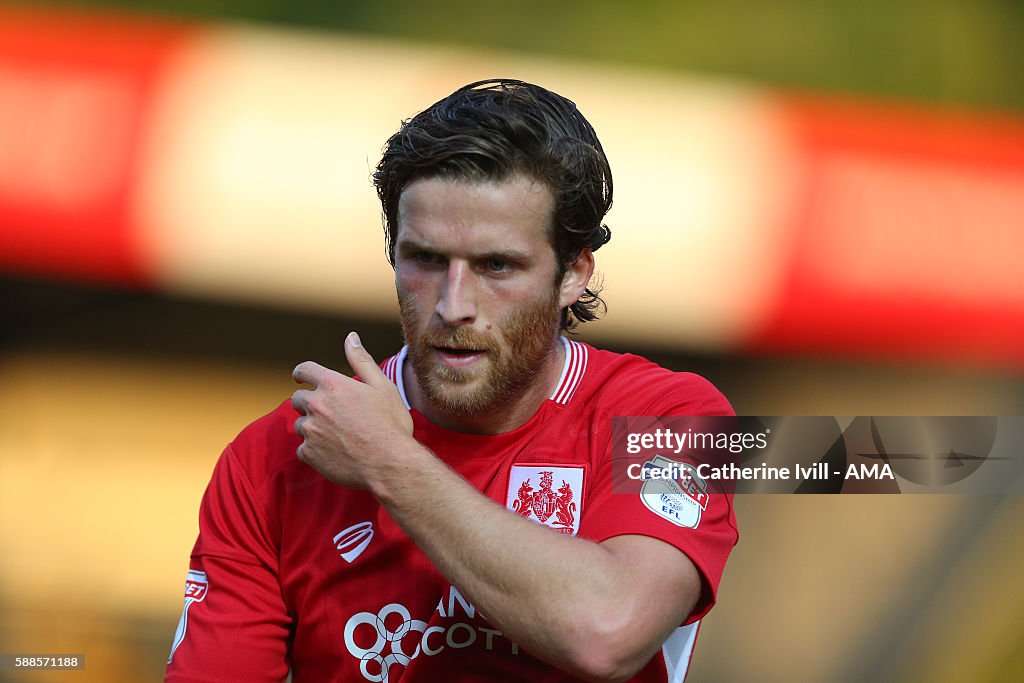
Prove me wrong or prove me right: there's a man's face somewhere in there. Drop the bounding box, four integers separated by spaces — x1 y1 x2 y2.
394 174 565 417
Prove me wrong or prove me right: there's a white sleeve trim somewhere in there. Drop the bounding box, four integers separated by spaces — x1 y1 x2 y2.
662 621 700 683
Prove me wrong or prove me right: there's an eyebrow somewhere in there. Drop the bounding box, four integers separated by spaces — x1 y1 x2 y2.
397 238 532 263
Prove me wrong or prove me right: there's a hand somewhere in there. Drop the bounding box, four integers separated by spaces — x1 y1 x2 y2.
291 332 415 488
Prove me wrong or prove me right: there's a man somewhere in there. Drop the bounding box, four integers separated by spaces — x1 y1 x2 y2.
166 79 737 682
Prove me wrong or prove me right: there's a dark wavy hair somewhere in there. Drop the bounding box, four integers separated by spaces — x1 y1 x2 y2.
373 78 613 330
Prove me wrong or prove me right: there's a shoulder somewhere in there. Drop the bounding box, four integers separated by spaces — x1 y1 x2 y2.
221 352 401 488
222 399 304 487
576 343 734 416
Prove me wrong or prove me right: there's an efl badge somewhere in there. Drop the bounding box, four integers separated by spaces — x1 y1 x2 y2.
507 465 584 536
640 455 708 528
168 569 208 664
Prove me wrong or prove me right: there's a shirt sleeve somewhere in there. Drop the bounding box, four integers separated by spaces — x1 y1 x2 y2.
578 373 739 624
165 444 292 682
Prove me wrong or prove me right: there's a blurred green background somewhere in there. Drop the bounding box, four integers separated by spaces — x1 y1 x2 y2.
49 0 1024 111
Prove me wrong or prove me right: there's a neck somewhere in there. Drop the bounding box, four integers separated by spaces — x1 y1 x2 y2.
403 337 566 434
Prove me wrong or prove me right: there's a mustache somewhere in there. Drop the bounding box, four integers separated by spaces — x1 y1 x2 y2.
398 289 500 351
418 327 496 351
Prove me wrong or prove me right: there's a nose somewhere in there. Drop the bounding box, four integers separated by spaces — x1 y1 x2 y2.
435 260 476 326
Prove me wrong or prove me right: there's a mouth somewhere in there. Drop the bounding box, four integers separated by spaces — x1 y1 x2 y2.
433 345 488 367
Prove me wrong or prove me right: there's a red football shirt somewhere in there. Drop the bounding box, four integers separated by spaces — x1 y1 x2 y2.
166 339 738 682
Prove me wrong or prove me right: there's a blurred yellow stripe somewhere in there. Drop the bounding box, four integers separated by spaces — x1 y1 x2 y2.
0 351 291 614
133 26 797 351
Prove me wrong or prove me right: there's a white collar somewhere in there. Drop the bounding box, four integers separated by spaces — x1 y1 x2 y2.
383 336 589 408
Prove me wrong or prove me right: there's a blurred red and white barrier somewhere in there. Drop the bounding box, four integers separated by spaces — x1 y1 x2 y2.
0 5 195 283
2 4 1023 366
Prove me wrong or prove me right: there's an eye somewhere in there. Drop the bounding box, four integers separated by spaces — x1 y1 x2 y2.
413 251 440 265
485 259 510 273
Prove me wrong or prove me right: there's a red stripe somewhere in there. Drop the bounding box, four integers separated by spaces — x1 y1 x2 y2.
0 6 200 284
555 341 583 404
563 343 588 403
745 94 1024 367
557 343 578 404
552 342 575 403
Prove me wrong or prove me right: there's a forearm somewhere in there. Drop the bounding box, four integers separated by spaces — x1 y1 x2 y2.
291 340 696 680
368 438 664 681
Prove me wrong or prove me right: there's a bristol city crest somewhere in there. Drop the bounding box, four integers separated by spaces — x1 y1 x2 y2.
506 465 584 535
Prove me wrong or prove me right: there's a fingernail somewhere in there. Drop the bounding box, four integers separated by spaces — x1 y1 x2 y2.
348 331 362 348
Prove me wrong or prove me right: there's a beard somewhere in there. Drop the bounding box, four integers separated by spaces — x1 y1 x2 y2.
399 287 562 418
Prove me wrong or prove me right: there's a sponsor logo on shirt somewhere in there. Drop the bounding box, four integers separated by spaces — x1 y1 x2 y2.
343 585 519 682
334 521 374 563
640 455 708 528
168 569 208 664
505 465 584 535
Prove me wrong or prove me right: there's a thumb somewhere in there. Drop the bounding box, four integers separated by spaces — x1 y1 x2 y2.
344 331 387 386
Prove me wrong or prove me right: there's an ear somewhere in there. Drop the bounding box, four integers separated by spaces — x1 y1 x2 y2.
558 248 595 309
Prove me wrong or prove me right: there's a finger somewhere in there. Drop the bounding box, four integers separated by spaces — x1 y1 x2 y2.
291 388 312 415
344 331 388 387
294 415 308 439
293 361 328 386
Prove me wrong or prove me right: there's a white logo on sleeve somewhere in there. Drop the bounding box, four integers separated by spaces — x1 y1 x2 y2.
168 569 208 664
334 521 374 563
640 456 708 528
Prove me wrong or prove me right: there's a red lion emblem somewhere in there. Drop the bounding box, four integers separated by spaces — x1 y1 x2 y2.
512 480 534 517
552 480 577 532
512 473 577 533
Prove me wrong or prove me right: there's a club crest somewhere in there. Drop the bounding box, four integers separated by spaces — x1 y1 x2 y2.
506 465 584 535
